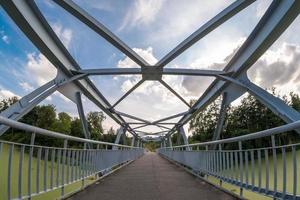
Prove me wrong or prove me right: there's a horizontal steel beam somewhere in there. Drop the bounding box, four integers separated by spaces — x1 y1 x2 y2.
73 68 227 77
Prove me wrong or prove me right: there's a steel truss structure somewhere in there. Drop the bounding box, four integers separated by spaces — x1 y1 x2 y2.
0 0 300 147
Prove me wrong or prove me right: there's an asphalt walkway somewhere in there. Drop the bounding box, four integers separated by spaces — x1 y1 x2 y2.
68 152 237 200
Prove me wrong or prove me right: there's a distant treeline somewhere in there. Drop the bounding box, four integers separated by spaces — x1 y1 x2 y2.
0 97 130 148
185 88 300 150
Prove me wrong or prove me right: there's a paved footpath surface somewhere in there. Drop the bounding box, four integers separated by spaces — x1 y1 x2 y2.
68 152 237 200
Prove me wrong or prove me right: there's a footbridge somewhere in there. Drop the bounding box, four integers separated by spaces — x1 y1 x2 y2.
0 0 300 199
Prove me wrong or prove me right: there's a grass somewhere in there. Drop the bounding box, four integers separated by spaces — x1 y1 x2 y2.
1 142 299 200
203 148 300 200
0 143 95 200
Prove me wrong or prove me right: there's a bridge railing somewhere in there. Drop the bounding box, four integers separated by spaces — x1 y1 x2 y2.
158 120 300 200
0 116 144 200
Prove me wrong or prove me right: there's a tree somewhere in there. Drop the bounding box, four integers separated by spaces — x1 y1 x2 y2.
54 112 72 134
87 111 106 140
70 117 84 138
0 96 18 112
188 89 300 150
189 97 221 143
101 127 116 145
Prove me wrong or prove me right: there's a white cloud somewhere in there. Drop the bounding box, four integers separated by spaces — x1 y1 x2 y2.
0 88 19 100
146 0 233 44
74 0 113 11
19 82 34 91
117 47 158 92
248 42 300 95
119 0 165 31
26 53 57 86
23 23 73 87
1 35 9 44
54 91 71 103
0 30 10 44
117 47 157 68
52 23 73 48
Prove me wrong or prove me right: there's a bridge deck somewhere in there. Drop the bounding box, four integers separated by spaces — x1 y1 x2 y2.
67 152 237 200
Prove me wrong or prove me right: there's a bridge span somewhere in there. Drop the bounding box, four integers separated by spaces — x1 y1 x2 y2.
0 0 300 199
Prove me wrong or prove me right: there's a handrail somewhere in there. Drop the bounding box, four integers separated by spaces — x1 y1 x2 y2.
0 116 139 148
164 119 300 149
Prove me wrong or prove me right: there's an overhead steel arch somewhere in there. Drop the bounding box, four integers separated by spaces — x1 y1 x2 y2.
0 0 299 147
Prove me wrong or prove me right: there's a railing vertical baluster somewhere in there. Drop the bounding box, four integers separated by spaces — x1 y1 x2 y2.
222 150 226 179
28 132 35 199
292 146 297 198
89 150 92 176
81 143 86 187
250 150 255 190
79 150 82 184
71 150 75 182
84 146 87 178
56 149 61 188
50 148 55 189
44 148 49 192
234 151 238 182
36 147 42 193
264 149 269 194
214 150 217 175
282 147 286 199
209 151 212 175
271 135 277 197
218 144 222 186
7 144 14 200
61 139 68 197
226 151 229 180
76 150 79 181
230 151 234 181
244 151 248 188
18 145 25 199
257 149 262 191
205 145 208 178
238 141 243 197
67 148 71 184
96 145 100 175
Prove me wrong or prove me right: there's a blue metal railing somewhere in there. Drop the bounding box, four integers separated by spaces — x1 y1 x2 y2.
0 116 144 200
158 121 300 199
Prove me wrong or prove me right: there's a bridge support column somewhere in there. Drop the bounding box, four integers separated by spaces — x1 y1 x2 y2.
163 138 166 148
211 92 228 149
178 127 190 150
113 126 126 149
168 136 172 148
137 139 140 148
75 92 91 140
131 136 135 147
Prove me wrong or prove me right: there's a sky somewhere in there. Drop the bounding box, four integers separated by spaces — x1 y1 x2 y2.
0 0 300 138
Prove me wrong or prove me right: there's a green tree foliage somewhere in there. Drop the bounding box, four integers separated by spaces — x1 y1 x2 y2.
144 141 159 152
0 96 18 112
189 89 300 149
87 111 106 140
0 97 116 147
54 112 72 134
